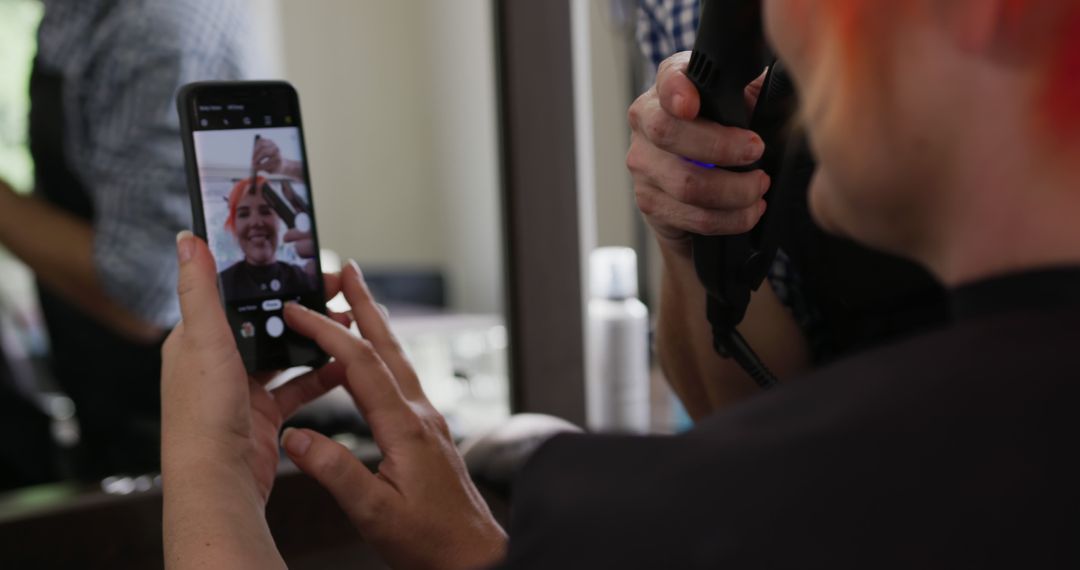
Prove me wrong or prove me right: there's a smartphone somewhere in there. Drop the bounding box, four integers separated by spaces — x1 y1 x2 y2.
177 81 328 373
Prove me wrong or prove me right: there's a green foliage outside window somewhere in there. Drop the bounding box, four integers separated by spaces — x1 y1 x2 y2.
0 0 43 194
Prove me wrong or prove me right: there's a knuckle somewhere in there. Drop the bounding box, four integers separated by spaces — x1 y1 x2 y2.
709 135 738 165
687 210 718 235
355 489 391 526
625 144 641 174
422 409 452 438
311 443 352 485
348 338 378 363
627 96 646 131
626 142 653 179
737 207 762 232
634 186 658 216
657 52 687 80
397 410 427 442
675 171 701 204
176 273 196 299
643 112 675 148
737 178 761 206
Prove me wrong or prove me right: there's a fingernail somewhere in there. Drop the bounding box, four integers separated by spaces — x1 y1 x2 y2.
348 259 364 279
282 428 311 456
672 93 687 116
176 230 194 264
760 172 772 196
744 135 765 162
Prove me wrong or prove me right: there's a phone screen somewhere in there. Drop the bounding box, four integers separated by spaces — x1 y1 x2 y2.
180 82 327 372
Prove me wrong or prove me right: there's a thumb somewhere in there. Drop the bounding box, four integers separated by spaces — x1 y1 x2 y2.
175 230 231 346
281 428 387 524
656 52 701 120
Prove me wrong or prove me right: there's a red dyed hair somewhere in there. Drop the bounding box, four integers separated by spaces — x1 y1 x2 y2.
224 175 268 233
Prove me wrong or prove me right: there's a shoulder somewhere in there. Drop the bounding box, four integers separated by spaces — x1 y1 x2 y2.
220 260 245 279
504 310 1080 567
113 0 247 50
275 261 311 283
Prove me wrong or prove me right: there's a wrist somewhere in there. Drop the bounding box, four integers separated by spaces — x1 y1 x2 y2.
163 449 264 509
447 524 507 570
655 232 693 260
164 434 257 489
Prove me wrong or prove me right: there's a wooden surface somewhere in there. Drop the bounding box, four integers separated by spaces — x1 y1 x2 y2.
0 452 509 569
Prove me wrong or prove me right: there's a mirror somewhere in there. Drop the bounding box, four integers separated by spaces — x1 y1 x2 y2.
0 0 508 503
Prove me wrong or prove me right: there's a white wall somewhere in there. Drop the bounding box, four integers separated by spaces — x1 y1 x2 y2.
271 0 503 314
423 0 504 315
277 0 442 267
245 0 287 79
587 0 637 250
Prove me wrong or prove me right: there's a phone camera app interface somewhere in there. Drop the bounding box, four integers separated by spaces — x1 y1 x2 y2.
191 99 320 348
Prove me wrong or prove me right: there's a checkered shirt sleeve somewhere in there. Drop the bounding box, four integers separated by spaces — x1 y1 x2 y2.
39 0 250 328
636 0 700 83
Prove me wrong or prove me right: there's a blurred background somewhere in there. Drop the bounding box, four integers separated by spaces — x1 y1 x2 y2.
0 0 670 567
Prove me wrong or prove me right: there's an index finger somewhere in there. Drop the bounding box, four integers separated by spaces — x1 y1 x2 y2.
282 302 411 424
656 51 700 120
340 261 425 401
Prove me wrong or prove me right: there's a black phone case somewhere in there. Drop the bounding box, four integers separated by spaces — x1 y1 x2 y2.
176 80 329 373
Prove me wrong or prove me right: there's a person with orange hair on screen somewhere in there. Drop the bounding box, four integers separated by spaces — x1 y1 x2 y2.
218 176 316 301
160 1 1080 568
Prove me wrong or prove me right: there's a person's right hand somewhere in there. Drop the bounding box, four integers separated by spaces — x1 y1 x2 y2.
627 51 769 258
279 262 507 570
252 137 284 175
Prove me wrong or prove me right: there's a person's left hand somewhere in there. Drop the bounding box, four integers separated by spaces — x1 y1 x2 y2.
162 232 505 569
162 231 347 519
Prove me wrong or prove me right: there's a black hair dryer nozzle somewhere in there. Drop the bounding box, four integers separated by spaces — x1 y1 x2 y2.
686 0 814 389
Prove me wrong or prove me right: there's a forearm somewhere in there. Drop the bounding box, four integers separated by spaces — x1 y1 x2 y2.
657 244 756 419
163 452 285 570
0 185 162 342
656 242 810 420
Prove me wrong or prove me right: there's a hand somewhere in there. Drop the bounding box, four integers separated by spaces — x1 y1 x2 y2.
277 180 317 276
627 51 770 258
252 137 284 175
279 261 507 570
253 137 304 180
162 232 351 568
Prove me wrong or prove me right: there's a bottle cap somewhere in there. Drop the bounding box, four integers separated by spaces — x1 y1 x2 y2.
590 247 639 300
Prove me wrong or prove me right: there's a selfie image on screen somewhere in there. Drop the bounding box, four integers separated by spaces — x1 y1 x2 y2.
192 127 318 303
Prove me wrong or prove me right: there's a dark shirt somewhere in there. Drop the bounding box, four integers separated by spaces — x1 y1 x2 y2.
219 260 315 301
496 267 1080 569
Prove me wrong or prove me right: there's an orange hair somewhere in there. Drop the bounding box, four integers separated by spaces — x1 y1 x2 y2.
1008 1 1080 141
224 175 268 233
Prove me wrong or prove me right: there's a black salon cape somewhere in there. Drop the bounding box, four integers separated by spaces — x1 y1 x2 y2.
493 268 1080 569
219 260 315 301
